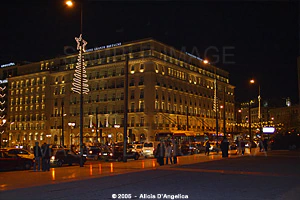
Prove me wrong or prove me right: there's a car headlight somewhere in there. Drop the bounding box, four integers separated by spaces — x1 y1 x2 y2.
50 156 55 160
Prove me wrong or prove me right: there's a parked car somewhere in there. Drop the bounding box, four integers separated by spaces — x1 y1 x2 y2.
204 141 220 154
133 144 143 155
87 146 102 160
50 149 85 167
4 148 34 160
0 150 33 171
228 143 238 155
110 145 140 162
195 142 206 153
97 146 113 161
142 142 155 158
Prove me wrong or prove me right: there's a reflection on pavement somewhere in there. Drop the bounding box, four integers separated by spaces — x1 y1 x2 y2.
0 151 251 191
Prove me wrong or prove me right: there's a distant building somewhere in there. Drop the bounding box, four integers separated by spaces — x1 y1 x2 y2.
0 38 235 148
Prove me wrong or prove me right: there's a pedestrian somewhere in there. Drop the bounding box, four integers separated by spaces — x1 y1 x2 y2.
165 142 173 165
259 139 263 152
172 140 179 164
41 142 47 171
205 140 210 156
235 137 241 154
155 140 165 166
263 139 268 152
33 142 42 171
240 139 245 155
42 143 52 171
221 137 229 157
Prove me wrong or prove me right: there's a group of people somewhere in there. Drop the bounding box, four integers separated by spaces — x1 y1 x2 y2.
33 142 53 172
155 140 179 166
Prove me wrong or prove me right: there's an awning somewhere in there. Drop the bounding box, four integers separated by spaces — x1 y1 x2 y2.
173 132 186 137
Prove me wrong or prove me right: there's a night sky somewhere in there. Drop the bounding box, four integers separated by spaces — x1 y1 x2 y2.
0 0 299 104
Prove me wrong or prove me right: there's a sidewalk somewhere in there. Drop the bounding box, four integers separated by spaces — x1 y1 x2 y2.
1 148 284 200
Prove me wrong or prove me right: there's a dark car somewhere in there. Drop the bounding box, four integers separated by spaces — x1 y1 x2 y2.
50 149 85 167
181 143 197 155
110 146 140 162
97 146 113 161
0 150 33 171
87 146 102 160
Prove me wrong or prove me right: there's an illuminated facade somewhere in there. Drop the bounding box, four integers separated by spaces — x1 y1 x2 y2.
3 39 235 147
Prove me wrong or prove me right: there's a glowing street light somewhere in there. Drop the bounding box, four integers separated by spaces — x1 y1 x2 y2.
65 0 73 7
66 0 88 167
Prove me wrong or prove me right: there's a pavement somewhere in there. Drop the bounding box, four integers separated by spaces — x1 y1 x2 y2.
1 148 300 200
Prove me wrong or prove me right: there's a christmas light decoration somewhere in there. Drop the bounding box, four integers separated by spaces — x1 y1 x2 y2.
71 34 89 94
0 86 6 91
213 79 218 112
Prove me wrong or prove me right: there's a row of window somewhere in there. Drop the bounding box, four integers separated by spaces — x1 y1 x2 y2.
10 114 46 122
10 86 46 95
10 77 46 88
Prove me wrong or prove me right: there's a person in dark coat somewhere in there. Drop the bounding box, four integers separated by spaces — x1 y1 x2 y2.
33 142 42 171
263 139 268 152
172 140 179 164
155 140 166 166
221 137 229 157
42 144 52 171
205 140 210 156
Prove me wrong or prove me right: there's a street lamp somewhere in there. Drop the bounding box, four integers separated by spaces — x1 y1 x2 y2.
66 0 89 167
46 134 51 144
68 122 76 150
250 79 262 138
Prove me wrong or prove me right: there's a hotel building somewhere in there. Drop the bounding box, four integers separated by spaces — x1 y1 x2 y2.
1 38 235 148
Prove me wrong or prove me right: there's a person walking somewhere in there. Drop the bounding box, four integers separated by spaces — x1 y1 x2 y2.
42 144 52 171
205 140 210 156
221 137 229 157
240 139 246 155
33 142 42 171
172 140 179 164
155 140 165 166
165 142 173 165
41 142 47 171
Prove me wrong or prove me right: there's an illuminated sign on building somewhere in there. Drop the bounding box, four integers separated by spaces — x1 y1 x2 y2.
85 42 122 52
263 127 275 133
1 62 15 68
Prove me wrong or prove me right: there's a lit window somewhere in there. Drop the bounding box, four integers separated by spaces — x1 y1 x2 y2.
130 65 135 74
140 64 144 72
155 64 159 73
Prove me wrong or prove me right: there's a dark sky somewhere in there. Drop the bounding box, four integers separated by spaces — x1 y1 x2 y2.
0 0 299 104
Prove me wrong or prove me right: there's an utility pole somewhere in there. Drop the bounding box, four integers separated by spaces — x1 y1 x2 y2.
123 55 129 162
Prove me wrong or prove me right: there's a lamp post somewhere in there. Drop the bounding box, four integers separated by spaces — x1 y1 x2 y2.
250 79 262 138
68 122 75 150
46 134 51 144
66 0 89 167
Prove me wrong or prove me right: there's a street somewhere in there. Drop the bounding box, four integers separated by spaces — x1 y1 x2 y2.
0 149 300 200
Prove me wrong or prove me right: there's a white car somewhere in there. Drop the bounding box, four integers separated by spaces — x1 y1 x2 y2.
133 144 143 155
142 142 155 158
4 148 34 160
